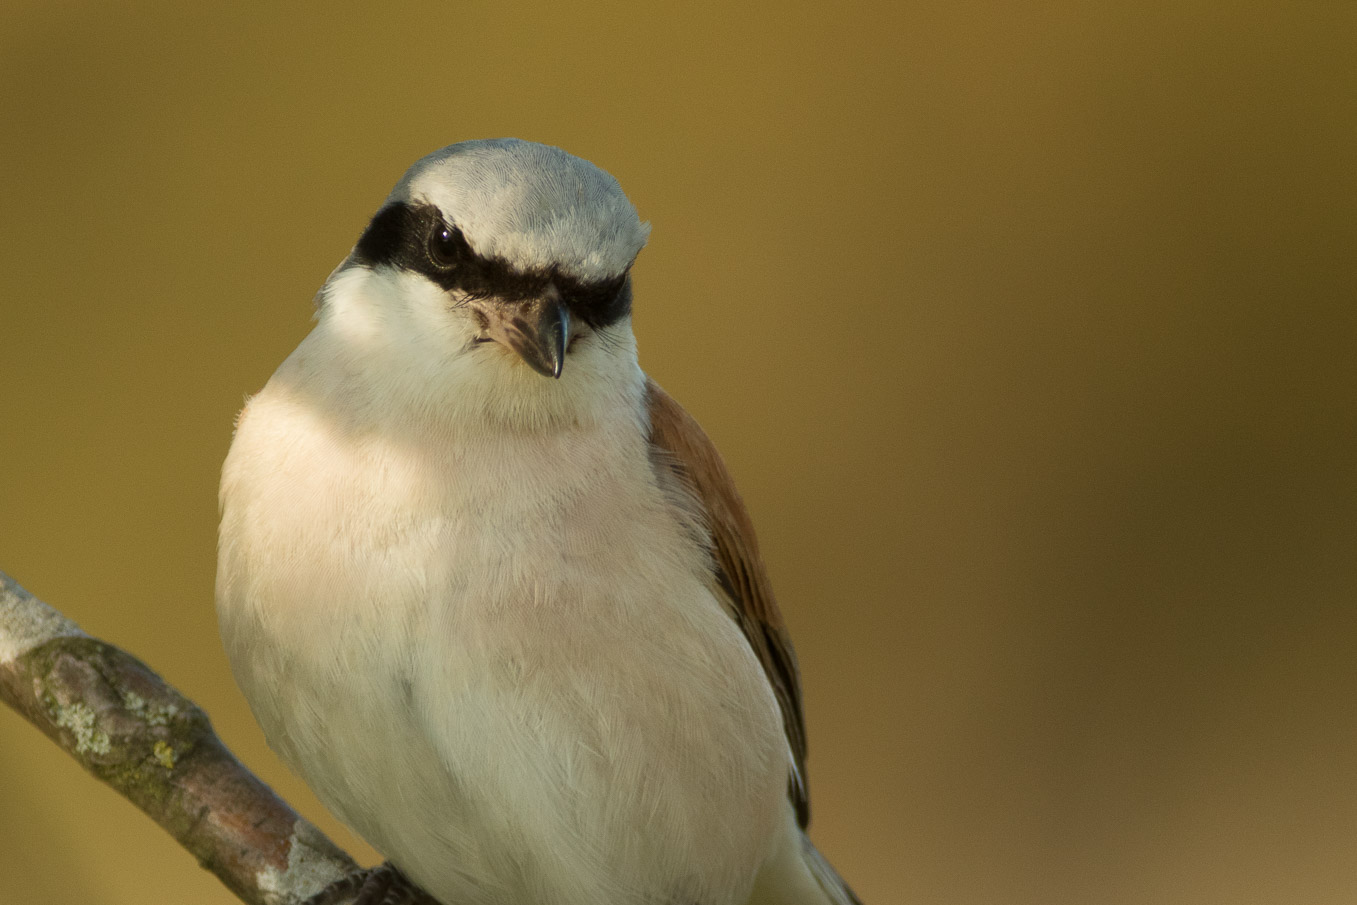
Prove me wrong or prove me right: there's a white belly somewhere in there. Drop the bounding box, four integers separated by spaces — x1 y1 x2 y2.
216 389 789 905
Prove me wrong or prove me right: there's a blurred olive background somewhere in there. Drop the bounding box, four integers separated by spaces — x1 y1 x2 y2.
1 2 1354 904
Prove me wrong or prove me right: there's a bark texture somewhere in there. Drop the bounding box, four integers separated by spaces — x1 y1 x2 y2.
0 570 362 905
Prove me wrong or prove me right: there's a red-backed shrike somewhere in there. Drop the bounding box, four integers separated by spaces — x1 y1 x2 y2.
217 139 860 905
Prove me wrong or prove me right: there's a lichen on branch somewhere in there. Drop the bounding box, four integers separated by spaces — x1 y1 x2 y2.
0 571 361 905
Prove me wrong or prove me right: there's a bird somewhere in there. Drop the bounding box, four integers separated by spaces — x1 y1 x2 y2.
215 138 861 905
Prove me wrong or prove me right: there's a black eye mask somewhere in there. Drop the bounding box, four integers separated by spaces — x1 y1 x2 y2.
352 201 632 330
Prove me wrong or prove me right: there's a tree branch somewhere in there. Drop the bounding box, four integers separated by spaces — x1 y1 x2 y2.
0 570 362 905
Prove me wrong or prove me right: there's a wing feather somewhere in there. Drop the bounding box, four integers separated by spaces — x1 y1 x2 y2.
644 379 811 827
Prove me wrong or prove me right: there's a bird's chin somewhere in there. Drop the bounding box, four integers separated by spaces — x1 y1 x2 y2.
466 339 569 389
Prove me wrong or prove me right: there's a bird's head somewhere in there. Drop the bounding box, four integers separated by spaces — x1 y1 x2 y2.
308 139 650 426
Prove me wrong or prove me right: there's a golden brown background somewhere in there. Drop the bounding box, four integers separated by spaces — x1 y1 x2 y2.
2 2 1353 903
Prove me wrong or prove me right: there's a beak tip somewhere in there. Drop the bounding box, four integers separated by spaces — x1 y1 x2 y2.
546 330 566 379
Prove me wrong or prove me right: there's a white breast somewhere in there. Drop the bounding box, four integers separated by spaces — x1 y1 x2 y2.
215 353 789 905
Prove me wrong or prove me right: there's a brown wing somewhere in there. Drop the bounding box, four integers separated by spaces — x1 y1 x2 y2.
645 378 811 827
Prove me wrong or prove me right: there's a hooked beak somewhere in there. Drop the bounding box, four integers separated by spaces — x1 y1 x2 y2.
477 285 570 379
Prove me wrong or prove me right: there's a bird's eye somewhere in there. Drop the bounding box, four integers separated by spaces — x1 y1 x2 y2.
428 223 462 268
